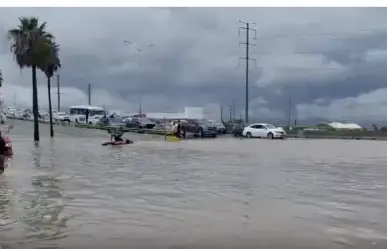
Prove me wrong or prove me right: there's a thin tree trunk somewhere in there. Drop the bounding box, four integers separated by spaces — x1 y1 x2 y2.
32 65 39 142
47 76 54 137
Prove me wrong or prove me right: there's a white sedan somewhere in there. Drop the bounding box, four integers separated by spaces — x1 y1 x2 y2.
242 123 286 139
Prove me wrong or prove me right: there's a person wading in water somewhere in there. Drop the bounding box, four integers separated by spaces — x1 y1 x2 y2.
0 131 8 175
85 109 89 124
174 120 186 139
107 127 133 144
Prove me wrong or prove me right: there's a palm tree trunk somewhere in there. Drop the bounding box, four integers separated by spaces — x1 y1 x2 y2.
47 76 54 137
32 65 39 142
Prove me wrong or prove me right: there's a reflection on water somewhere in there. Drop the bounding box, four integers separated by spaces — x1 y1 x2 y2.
0 177 12 224
0 120 386 248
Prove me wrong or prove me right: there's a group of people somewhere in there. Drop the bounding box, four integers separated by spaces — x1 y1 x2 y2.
173 120 186 139
107 120 185 144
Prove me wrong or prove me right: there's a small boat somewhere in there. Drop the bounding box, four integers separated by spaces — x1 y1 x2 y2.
102 139 133 146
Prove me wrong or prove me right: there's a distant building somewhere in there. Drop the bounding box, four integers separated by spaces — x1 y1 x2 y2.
327 122 362 130
146 107 204 120
146 105 221 120
129 106 222 121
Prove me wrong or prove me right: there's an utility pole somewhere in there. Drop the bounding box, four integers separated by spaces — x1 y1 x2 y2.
229 105 232 121
238 20 257 124
88 83 91 105
56 74 60 112
288 95 292 128
123 40 155 117
220 105 223 122
232 99 236 121
139 95 142 115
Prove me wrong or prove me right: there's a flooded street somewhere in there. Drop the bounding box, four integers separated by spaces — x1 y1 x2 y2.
1 120 387 248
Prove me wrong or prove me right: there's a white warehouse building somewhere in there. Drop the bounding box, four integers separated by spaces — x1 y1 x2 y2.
146 106 221 120
327 122 362 130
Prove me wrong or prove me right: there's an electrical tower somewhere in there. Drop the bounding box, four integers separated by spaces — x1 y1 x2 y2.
238 20 257 124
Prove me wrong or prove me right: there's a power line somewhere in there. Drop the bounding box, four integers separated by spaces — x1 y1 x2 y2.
295 112 387 121
238 20 257 124
257 26 387 40
253 64 387 71
253 51 387 56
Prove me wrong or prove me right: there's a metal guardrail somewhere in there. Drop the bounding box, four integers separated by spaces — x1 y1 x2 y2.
12 116 387 141
8 116 174 136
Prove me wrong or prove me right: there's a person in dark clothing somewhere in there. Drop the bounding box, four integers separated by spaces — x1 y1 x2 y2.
0 131 7 174
181 125 186 139
85 109 89 124
111 127 124 142
175 120 182 138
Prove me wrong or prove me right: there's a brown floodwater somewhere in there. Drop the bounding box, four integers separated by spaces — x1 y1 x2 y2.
0 120 386 248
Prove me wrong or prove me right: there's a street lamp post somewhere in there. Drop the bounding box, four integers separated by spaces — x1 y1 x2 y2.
123 40 155 116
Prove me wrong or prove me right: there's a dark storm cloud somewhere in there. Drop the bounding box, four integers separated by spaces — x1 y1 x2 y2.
1 7 387 121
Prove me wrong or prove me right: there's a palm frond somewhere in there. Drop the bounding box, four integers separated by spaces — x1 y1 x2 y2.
39 40 61 78
8 16 55 70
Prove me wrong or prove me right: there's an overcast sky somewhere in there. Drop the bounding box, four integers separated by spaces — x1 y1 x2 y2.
1 8 387 123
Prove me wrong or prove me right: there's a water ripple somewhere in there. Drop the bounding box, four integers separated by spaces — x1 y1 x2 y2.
0 121 386 248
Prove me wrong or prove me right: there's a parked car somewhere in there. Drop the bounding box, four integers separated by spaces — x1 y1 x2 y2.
53 111 70 123
232 123 246 137
209 120 226 134
125 117 156 129
98 117 125 127
98 117 109 126
181 119 217 138
242 123 286 139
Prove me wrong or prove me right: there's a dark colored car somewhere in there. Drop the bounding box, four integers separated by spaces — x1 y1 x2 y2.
232 123 246 137
97 117 125 126
181 119 217 138
125 117 156 129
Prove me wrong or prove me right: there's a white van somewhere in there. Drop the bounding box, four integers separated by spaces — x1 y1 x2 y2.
69 105 106 124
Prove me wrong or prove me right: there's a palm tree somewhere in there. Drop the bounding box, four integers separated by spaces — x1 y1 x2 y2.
40 41 60 137
8 17 54 142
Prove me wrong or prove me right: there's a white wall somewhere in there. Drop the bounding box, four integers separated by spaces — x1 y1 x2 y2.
184 107 203 119
145 105 221 120
328 122 362 129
